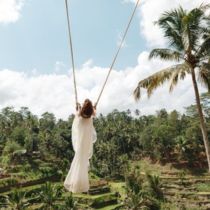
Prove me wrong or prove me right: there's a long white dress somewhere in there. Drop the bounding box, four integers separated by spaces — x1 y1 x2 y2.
64 112 97 193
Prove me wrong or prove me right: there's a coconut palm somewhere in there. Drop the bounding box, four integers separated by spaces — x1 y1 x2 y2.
125 169 161 210
62 195 77 210
39 182 62 210
146 174 164 201
134 4 210 172
6 189 28 210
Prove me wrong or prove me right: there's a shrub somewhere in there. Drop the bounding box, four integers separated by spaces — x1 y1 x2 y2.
124 168 162 210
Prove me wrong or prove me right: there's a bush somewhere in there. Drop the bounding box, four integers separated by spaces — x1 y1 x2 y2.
0 177 19 188
124 168 162 210
40 166 62 179
1 140 24 165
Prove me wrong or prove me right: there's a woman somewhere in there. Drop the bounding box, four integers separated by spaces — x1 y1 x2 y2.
64 99 97 193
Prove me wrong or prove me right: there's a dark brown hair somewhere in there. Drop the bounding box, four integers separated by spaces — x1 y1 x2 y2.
80 99 94 118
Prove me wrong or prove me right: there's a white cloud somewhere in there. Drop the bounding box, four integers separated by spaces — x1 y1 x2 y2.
0 0 25 23
0 52 205 119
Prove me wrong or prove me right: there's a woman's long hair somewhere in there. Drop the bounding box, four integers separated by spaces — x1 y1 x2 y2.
80 99 94 118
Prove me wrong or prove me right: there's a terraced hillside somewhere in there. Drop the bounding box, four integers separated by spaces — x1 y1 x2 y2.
69 180 124 210
159 171 210 210
1 159 210 209
0 178 124 209
135 160 210 210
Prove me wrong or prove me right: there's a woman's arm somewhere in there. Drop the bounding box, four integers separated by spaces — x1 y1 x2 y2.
76 103 81 115
93 104 97 117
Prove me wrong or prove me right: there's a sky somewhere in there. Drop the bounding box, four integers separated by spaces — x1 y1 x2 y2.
0 0 143 72
0 0 209 119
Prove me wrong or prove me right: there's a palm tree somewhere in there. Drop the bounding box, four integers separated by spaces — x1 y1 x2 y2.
62 195 77 210
6 189 28 210
146 173 164 201
134 4 210 172
39 182 62 210
125 169 160 210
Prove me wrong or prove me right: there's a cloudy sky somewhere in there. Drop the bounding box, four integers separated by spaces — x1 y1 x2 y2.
0 0 208 119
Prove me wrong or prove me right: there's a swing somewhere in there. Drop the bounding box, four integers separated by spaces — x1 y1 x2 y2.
64 0 141 107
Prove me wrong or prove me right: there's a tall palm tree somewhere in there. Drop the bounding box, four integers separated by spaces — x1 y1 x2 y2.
134 5 210 171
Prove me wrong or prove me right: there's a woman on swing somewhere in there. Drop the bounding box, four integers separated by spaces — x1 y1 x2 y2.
64 99 97 193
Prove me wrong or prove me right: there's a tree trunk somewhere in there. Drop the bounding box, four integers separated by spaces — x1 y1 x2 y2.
191 67 210 172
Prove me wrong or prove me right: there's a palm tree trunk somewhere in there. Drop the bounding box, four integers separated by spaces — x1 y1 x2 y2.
191 67 210 172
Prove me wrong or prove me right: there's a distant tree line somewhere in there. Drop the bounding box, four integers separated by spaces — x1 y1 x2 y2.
0 93 210 178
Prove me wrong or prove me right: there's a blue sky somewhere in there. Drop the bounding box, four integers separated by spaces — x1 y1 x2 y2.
0 0 145 73
0 0 207 119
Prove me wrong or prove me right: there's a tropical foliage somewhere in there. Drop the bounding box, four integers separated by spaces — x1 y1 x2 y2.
0 94 210 178
134 4 210 171
125 168 162 210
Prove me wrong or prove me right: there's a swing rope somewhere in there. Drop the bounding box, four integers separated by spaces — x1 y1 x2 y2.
65 0 78 105
95 0 141 107
65 0 141 107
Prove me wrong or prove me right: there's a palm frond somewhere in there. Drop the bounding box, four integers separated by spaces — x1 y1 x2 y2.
169 63 190 92
156 6 209 52
196 31 210 58
199 3 210 12
149 49 183 62
157 7 186 51
134 63 190 100
181 7 206 51
198 61 210 91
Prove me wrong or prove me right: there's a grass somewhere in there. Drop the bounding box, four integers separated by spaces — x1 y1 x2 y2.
160 202 206 210
69 192 116 200
0 181 62 197
195 183 210 192
2 158 210 210
109 182 126 200
97 203 123 210
63 192 118 208
132 158 180 176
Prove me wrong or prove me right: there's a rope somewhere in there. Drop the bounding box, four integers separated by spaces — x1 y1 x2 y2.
65 0 78 105
95 0 141 107
65 0 140 107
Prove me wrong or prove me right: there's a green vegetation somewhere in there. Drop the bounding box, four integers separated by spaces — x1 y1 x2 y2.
1 95 210 209
134 4 210 172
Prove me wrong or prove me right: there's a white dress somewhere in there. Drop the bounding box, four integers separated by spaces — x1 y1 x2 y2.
64 112 97 193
